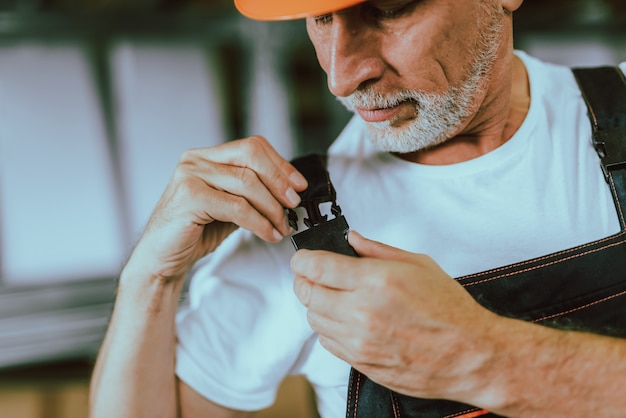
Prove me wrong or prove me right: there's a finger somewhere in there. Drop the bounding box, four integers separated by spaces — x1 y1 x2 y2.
316 335 381 372
309 314 398 373
294 275 350 318
348 230 417 263
316 334 353 366
291 249 363 291
189 161 291 236
293 275 312 306
294 305 356 364
196 137 307 207
257 137 308 191
202 188 284 243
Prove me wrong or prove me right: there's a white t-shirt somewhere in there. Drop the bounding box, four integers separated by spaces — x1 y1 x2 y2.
175 52 625 417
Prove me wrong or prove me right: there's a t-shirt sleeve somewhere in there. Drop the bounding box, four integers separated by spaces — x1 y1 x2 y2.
175 230 314 411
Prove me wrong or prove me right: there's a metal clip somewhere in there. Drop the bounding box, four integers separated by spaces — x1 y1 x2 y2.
287 198 342 231
593 128 626 180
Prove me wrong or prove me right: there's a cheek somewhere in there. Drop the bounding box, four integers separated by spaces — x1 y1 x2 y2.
383 18 478 91
375 12 456 90
380 33 446 92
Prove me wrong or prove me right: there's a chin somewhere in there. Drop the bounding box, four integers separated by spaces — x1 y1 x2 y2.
364 122 449 154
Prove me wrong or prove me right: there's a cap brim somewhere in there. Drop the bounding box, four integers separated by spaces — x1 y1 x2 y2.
234 0 366 21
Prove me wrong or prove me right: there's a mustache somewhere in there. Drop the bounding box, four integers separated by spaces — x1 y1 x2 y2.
337 88 430 112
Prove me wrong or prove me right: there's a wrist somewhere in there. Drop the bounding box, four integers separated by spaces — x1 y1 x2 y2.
117 257 187 316
466 315 572 415
121 238 192 288
465 314 524 411
440 311 516 411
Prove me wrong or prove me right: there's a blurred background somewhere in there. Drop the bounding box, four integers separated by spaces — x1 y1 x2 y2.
0 0 624 417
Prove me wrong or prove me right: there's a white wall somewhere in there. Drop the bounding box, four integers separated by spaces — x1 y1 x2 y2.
0 34 295 287
0 43 125 285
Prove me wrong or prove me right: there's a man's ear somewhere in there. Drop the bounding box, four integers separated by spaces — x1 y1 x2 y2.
501 0 523 13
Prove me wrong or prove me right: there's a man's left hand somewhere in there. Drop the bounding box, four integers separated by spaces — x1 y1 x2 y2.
291 230 501 401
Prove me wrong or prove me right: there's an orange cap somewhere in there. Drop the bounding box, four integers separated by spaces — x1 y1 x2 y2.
234 0 366 21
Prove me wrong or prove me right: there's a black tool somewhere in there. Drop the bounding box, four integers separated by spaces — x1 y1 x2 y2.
287 154 357 257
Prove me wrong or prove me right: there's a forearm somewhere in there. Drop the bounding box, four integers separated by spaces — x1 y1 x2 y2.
89 266 184 418
475 316 626 417
87 139 303 418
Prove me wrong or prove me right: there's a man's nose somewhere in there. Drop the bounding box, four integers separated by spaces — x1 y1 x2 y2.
326 15 385 98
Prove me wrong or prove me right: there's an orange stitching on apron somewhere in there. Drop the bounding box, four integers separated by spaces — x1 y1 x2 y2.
353 371 361 418
443 408 490 418
458 231 626 282
391 391 401 418
533 289 626 323
348 370 354 417
462 239 625 288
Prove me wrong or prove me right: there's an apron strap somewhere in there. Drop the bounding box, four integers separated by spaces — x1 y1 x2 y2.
573 67 626 229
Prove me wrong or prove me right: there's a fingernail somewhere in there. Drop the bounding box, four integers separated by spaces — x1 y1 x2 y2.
290 172 308 189
294 278 311 306
290 249 309 272
286 187 301 207
283 218 294 235
272 228 283 242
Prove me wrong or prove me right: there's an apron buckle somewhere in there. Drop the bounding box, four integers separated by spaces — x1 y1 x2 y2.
593 127 626 180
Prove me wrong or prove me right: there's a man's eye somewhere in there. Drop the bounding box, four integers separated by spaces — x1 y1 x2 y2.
365 1 417 20
313 1 417 26
314 14 333 25
372 8 404 18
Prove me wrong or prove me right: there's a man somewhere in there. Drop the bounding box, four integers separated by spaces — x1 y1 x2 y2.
89 0 626 417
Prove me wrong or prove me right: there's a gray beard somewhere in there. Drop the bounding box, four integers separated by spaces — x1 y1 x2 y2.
337 5 504 154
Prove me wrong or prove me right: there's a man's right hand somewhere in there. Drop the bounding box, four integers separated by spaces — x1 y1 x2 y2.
125 135 308 283
91 136 303 418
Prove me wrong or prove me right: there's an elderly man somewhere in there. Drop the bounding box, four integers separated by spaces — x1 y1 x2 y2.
90 0 626 417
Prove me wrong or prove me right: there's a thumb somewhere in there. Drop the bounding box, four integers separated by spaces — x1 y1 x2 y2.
347 230 416 263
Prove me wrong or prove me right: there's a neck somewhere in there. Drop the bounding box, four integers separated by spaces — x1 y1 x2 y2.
398 54 530 165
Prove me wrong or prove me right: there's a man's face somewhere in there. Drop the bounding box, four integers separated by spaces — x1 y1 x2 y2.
306 0 507 153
